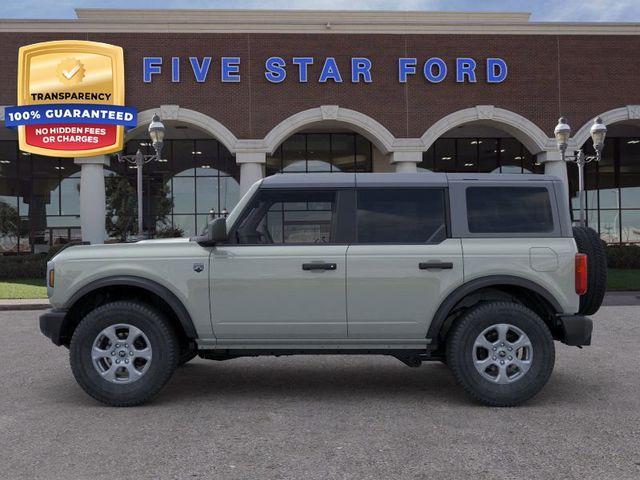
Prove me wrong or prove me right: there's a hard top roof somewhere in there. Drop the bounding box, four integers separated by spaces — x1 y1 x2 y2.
260 172 560 188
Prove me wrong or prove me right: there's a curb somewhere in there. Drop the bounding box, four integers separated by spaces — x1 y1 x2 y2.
0 301 50 311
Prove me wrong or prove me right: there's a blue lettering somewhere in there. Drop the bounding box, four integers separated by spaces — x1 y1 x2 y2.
143 57 162 83
171 57 180 83
221 57 240 83
398 58 417 83
487 58 508 83
424 58 447 83
351 57 372 83
292 57 314 82
319 57 342 83
456 58 476 83
265 56 287 83
189 57 211 83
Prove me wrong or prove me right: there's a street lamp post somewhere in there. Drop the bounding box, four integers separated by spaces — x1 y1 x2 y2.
117 114 166 238
554 116 607 228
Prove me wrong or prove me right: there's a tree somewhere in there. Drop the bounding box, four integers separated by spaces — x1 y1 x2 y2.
0 201 20 246
105 176 175 242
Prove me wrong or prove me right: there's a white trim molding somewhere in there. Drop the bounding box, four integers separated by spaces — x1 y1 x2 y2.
572 105 640 148
421 106 554 154
128 106 239 154
263 106 396 155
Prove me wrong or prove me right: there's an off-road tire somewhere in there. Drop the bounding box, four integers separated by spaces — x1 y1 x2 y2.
573 226 607 315
446 301 555 407
70 301 179 407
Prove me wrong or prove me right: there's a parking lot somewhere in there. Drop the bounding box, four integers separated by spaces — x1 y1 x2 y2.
1 308 639 480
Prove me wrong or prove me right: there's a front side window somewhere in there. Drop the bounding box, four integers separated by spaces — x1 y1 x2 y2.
356 188 447 244
235 190 336 244
466 186 554 234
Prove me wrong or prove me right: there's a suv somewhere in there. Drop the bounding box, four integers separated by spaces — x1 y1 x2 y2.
39 173 606 407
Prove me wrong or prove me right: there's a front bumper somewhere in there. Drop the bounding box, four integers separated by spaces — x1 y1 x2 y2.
556 314 593 346
39 308 68 346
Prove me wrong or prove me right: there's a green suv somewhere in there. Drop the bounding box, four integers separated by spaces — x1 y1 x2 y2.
39 173 606 407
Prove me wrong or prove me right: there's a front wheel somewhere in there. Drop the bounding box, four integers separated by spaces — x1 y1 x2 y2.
446 302 555 407
70 301 179 407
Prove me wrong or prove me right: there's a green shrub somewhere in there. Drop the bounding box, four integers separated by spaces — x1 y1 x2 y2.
605 245 640 269
0 254 47 280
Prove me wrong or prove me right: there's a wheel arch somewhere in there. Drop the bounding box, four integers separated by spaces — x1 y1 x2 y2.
427 275 563 348
59 275 197 347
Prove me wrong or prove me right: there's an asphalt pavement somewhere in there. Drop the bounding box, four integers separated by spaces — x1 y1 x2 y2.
1 308 639 480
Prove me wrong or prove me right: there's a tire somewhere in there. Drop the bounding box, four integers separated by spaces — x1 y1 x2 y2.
573 226 607 315
70 301 179 407
446 301 555 407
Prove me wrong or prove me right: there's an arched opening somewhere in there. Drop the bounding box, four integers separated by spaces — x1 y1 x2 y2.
265 124 380 176
568 120 640 244
263 106 396 175
118 120 240 238
418 123 543 175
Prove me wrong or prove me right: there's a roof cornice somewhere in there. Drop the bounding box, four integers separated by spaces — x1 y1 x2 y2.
0 9 637 35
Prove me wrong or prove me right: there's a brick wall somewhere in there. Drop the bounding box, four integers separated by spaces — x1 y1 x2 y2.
0 32 638 140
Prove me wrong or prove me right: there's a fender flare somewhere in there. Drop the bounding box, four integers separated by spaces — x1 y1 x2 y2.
65 275 197 339
426 275 563 343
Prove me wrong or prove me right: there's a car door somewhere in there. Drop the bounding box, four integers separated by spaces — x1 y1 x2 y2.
209 188 348 340
346 187 464 339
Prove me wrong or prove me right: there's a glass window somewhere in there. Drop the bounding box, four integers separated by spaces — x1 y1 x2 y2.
457 138 479 171
434 138 455 172
196 176 219 214
478 138 499 173
172 177 195 214
306 134 331 172
235 190 336 244
354 134 372 172
356 188 446 243
332 134 355 172
266 146 282 176
282 134 306 173
466 187 554 234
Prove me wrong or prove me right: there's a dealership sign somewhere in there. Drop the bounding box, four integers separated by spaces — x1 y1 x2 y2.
5 40 137 157
142 56 508 84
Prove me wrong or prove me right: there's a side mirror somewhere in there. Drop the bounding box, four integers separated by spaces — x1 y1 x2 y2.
193 217 227 246
210 217 228 243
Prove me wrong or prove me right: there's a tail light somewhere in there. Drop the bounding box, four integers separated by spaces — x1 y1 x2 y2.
575 253 588 295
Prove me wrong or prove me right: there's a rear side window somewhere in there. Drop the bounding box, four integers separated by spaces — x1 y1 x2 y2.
356 188 447 243
466 186 554 234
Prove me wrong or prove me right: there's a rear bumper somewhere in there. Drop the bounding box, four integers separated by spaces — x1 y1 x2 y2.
556 314 593 346
39 308 68 346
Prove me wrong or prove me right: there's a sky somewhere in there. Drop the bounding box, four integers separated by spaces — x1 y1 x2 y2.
1 0 639 22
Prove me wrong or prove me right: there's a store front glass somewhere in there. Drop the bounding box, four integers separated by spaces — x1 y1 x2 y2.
3 131 640 252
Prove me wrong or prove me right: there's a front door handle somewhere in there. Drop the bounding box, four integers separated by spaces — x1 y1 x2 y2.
302 262 337 271
419 261 453 270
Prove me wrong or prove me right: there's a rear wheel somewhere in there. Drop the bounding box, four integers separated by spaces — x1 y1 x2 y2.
70 301 179 407
446 301 555 407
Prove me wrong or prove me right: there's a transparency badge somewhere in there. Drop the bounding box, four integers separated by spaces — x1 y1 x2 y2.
5 40 137 157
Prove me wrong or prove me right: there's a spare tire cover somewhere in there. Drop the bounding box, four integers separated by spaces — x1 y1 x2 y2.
573 226 607 315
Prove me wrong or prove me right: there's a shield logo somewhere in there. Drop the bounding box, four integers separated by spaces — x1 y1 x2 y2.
15 40 126 157
193 263 205 273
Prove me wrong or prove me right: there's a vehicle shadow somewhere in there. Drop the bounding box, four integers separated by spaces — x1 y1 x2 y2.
160 356 468 404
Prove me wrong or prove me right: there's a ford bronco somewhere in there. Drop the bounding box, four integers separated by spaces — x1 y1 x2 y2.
39 173 606 407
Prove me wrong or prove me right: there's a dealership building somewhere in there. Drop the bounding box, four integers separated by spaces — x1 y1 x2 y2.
0 8 640 252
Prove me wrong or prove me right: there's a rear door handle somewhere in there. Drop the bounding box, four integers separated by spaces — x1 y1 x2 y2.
302 262 337 271
419 262 453 270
